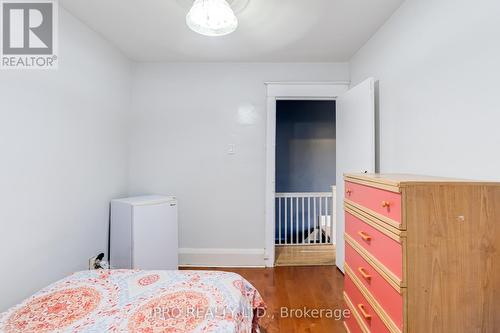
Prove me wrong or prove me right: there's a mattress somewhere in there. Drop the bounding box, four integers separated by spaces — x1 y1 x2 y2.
0 270 265 333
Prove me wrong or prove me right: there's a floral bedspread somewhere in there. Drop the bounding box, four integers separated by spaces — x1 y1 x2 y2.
0 270 265 333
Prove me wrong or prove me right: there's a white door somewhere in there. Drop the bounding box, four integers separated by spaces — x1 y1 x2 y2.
133 202 178 270
335 78 376 271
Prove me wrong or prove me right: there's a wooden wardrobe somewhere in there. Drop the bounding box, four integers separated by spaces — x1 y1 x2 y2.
342 173 500 333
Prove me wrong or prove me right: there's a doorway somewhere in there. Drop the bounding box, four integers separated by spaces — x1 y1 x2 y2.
274 100 336 266
264 80 375 270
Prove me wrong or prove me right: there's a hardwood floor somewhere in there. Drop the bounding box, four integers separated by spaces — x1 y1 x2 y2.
275 245 336 266
182 266 346 333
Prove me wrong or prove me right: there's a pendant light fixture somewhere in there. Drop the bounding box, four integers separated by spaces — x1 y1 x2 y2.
186 0 238 37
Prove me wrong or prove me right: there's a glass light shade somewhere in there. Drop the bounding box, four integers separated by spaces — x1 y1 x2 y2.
186 0 238 37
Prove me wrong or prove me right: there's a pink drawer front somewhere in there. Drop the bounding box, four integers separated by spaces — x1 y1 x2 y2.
345 274 391 333
346 243 403 330
344 301 364 333
345 210 403 280
345 181 402 227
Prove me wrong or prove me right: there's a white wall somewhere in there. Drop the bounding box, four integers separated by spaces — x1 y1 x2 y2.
0 8 131 310
341 0 500 271
129 63 349 266
350 0 500 180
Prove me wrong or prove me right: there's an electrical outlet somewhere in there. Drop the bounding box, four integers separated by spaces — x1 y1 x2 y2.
89 256 98 270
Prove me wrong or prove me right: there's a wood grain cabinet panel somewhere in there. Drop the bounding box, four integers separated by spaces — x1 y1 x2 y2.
343 173 500 333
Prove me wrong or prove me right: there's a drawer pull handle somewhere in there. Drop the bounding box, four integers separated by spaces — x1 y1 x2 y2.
358 267 372 281
357 304 372 320
357 231 372 242
346 189 352 195
381 201 391 208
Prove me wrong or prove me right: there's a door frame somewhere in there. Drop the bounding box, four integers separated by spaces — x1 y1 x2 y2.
264 81 350 267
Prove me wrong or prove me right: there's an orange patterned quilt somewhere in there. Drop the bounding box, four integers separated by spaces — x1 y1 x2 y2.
0 270 265 333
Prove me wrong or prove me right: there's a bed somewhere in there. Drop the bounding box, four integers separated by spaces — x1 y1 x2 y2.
0 270 265 333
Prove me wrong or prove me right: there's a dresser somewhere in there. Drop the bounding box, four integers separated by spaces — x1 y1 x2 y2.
342 174 500 333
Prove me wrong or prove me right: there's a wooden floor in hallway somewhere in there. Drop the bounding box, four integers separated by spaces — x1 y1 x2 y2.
182 266 346 333
275 245 336 266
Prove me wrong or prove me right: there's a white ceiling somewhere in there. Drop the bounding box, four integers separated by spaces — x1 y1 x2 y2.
60 0 403 62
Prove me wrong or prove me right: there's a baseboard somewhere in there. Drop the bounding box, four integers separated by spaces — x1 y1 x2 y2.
178 248 266 268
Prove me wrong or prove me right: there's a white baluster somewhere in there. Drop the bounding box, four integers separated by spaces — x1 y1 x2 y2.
325 196 329 244
278 198 282 245
290 197 292 245
313 197 317 244
284 197 288 245
295 197 299 244
307 197 311 244
318 196 322 244
301 197 305 244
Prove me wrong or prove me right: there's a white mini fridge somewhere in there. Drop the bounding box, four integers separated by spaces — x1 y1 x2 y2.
110 195 178 270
